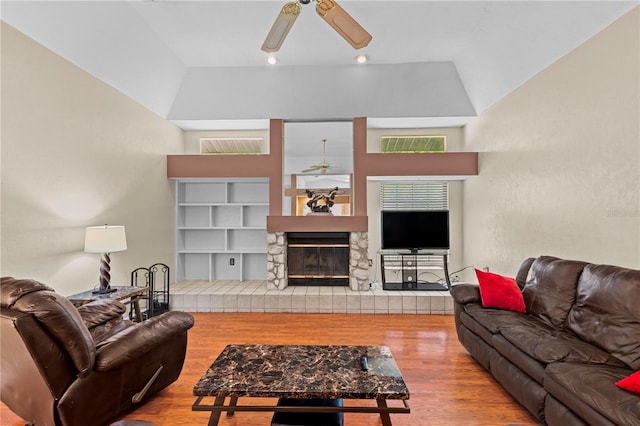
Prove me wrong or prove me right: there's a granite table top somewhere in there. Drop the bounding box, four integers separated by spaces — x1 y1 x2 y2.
193 344 410 400
67 285 147 305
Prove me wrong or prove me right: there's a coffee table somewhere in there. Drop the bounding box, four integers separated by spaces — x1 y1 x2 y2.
192 344 410 426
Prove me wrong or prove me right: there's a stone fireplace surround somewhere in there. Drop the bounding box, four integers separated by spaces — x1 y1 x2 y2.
267 232 370 291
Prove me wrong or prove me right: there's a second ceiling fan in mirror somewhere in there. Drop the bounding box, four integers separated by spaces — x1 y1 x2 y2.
262 0 372 53
302 138 333 174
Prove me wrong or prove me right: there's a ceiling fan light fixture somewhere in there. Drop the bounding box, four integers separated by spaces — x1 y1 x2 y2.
356 53 368 64
261 1 302 53
316 0 372 49
266 55 279 65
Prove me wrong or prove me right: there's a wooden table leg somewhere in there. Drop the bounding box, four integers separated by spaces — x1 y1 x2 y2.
377 398 392 426
131 296 143 322
207 396 225 426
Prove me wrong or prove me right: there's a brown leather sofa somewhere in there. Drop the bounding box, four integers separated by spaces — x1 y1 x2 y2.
451 256 640 425
1 277 195 426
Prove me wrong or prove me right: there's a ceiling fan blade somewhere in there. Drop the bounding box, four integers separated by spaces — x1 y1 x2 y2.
302 139 333 173
316 0 372 49
302 165 323 173
261 1 302 53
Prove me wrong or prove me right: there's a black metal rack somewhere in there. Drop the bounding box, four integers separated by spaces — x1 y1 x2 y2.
380 251 451 291
130 263 170 320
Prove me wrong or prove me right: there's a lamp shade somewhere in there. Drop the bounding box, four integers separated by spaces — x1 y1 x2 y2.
84 225 127 253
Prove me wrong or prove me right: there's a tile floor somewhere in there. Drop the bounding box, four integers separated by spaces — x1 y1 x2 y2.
170 280 454 315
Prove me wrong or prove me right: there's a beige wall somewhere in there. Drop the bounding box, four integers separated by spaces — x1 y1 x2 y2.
1 23 184 295
462 7 640 280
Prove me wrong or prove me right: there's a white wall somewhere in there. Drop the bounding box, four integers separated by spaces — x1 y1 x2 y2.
462 7 640 280
1 23 184 295
169 62 476 122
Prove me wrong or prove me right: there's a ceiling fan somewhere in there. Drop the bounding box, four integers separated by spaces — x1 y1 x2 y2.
262 0 372 53
302 139 332 174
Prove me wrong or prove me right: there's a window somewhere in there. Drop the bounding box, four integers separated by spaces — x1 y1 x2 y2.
380 181 448 210
381 135 446 153
200 138 264 154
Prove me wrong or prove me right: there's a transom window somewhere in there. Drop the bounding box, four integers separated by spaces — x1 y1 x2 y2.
381 136 446 153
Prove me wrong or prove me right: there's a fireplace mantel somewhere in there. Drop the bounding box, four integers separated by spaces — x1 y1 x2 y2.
266 215 368 232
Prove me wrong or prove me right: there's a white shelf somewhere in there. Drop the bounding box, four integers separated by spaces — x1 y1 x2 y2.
175 178 269 281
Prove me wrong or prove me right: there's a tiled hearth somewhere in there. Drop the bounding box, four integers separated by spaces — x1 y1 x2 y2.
170 280 454 314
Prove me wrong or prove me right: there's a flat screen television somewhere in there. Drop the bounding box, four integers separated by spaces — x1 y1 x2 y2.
381 210 450 251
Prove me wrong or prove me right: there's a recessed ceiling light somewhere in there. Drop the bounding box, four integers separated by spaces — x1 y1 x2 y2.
356 54 368 64
266 56 279 65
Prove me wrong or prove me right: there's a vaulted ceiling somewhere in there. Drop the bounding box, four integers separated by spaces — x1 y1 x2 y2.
2 0 637 132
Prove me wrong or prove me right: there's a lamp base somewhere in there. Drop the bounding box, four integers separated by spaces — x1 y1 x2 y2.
92 287 118 295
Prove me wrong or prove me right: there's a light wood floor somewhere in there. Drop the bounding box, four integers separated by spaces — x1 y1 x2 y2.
1 313 539 426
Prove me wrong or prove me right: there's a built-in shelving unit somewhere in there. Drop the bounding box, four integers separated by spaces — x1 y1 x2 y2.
176 178 269 281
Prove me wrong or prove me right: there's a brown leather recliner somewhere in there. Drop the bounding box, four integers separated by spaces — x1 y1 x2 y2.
1 277 195 426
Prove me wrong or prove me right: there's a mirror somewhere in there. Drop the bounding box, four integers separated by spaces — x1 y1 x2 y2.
283 121 353 216
283 121 353 176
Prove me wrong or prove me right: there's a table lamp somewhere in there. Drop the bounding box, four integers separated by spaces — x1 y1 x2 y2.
84 225 127 294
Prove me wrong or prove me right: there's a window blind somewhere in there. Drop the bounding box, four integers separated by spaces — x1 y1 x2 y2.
380 182 448 210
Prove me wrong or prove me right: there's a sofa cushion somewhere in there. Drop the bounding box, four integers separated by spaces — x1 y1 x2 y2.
616 370 640 394
459 308 497 345
492 334 546 384
566 263 640 370
521 256 587 328
491 353 547 421
463 303 546 335
499 326 626 367
476 269 526 313
545 362 640 426
544 395 590 426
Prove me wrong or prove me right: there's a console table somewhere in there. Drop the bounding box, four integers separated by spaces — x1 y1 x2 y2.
193 344 410 426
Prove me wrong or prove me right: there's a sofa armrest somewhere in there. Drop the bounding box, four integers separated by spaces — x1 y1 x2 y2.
94 311 194 371
77 299 127 329
450 283 482 304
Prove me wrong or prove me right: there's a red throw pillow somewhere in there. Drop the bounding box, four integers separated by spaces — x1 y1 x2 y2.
475 269 526 313
616 370 640 394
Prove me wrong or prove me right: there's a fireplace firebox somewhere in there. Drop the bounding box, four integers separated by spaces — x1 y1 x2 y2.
287 232 350 286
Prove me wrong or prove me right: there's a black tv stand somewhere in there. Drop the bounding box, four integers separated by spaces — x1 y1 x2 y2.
380 250 451 291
